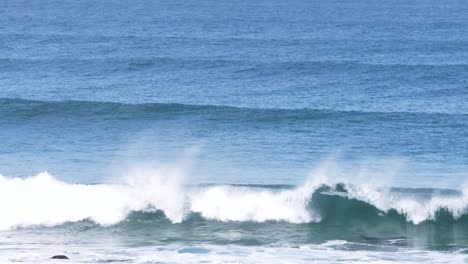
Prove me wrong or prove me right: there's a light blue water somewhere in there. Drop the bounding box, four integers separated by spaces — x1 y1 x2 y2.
0 0 468 262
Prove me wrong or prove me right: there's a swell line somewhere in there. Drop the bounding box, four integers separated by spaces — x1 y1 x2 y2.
1 98 466 120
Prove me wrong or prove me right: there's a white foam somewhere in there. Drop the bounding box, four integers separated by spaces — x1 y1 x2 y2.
189 185 314 223
0 164 329 229
0 163 187 229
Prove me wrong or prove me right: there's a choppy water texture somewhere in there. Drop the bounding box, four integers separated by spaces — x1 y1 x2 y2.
1 0 468 263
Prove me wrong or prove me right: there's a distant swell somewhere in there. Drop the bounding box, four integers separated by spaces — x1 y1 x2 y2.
0 98 464 123
1 171 467 230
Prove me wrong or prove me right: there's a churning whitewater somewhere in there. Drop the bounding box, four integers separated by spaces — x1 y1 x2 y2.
1 165 468 230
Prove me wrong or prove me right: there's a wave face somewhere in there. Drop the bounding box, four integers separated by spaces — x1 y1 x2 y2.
2 171 468 250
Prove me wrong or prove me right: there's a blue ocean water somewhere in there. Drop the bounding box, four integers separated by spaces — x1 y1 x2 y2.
1 0 468 263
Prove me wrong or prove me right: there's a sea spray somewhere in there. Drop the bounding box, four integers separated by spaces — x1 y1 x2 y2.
120 162 188 223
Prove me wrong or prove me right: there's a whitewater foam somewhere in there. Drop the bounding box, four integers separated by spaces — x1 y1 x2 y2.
0 159 330 229
189 185 315 223
0 167 327 229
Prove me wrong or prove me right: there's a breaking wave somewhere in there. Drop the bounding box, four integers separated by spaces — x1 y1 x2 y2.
1 168 468 230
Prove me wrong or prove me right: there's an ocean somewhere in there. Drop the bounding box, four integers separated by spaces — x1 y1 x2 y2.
0 0 468 262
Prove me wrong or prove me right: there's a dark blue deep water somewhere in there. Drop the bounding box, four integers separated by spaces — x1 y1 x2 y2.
0 0 468 263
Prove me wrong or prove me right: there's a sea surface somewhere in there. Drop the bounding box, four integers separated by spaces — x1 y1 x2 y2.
1 0 468 263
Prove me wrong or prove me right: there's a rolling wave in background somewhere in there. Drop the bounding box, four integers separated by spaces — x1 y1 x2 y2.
2 98 467 118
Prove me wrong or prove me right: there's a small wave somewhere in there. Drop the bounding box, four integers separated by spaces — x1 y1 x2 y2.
1 98 464 123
